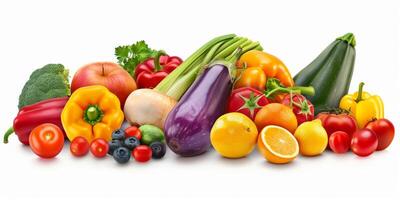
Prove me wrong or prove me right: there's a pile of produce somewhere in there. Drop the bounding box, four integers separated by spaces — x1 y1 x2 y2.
3 33 395 165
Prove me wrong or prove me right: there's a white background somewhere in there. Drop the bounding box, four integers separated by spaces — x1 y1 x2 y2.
0 0 399 199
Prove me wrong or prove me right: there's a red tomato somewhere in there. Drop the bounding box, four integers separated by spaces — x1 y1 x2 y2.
329 131 351 153
317 112 357 138
125 126 142 140
29 123 64 158
70 136 90 157
351 129 378 157
227 87 269 120
133 145 152 162
281 93 314 125
365 118 395 151
90 138 109 158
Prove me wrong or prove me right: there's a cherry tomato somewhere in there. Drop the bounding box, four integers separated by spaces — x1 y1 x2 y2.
234 67 266 91
29 123 64 158
125 126 142 140
329 131 351 153
90 138 109 158
281 93 314 125
133 145 152 162
351 129 378 157
317 112 357 138
70 136 90 157
365 118 395 151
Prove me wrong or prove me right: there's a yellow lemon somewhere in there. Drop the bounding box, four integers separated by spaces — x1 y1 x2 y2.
294 119 328 156
257 125 299 164
210 112 258 158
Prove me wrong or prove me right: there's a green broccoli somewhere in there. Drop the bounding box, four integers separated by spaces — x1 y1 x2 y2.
18 64 70 109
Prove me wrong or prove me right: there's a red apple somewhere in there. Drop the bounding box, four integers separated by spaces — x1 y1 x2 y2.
71 62 137 107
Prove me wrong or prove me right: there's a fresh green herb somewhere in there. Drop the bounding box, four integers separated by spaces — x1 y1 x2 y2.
115 41 158 76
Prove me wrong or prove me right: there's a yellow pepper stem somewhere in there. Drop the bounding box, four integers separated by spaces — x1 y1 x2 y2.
84 105 103 125
356 82 365 102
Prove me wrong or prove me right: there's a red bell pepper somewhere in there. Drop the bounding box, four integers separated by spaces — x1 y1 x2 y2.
227 87 269 120
3 97 68 145
134 52 182 89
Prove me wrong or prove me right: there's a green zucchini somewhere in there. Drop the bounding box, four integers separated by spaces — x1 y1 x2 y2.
294 33 356 114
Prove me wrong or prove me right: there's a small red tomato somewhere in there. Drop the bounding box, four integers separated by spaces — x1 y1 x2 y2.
29 123 64 159
90 138 109 158
70 136 90 157
281 93 314 125
329 131 351 153
133 145 152 162
125 126 142 140
351 129 378 157
365 118 395 151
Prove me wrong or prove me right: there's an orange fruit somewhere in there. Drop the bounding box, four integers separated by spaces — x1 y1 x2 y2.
210 113 258 158
257 125 299 164
254 103 298 133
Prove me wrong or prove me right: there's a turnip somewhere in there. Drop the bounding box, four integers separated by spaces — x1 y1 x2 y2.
124 89 176 129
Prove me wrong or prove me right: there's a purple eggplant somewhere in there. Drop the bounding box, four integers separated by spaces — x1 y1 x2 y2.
164 63 233 157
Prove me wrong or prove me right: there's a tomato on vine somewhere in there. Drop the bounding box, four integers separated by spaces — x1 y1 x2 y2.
227 87 269 120
281 93 314 125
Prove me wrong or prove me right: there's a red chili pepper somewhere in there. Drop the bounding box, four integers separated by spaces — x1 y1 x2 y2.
3 97 68 145
135 52 182 89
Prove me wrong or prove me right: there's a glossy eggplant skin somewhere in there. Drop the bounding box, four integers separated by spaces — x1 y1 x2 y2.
164 64 232 157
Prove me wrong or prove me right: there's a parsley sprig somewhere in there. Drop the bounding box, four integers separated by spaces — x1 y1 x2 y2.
115 41 158 76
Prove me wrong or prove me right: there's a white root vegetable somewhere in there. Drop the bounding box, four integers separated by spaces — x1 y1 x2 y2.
124 89 177 129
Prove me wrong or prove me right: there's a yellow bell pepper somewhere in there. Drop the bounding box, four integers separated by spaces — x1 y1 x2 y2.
61 85 124 142
339 82 384 128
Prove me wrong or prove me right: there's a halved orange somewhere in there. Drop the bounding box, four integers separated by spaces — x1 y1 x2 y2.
257 125 299 164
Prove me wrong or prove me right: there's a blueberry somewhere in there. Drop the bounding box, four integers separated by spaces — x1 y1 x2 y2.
123 137 140 150
112 129 125 140
108 140 122 155
150 141 166 159
113 147 131 164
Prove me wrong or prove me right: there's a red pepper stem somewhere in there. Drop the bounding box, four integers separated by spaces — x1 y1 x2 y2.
154 51 166 72
356 82 365 102
3 126 14 144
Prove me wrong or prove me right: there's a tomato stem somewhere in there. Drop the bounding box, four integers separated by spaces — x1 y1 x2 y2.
264 78 314 98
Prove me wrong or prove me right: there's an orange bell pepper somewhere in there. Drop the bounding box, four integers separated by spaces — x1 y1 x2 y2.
238 50 294 87
234 67 266 91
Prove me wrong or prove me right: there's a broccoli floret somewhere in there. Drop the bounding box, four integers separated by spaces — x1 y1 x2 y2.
18 64 70 109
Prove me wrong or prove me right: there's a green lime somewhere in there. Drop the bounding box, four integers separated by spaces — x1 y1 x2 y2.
139 125 165 145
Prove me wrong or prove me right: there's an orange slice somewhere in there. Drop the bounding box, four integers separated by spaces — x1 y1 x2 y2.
257 125 299 164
